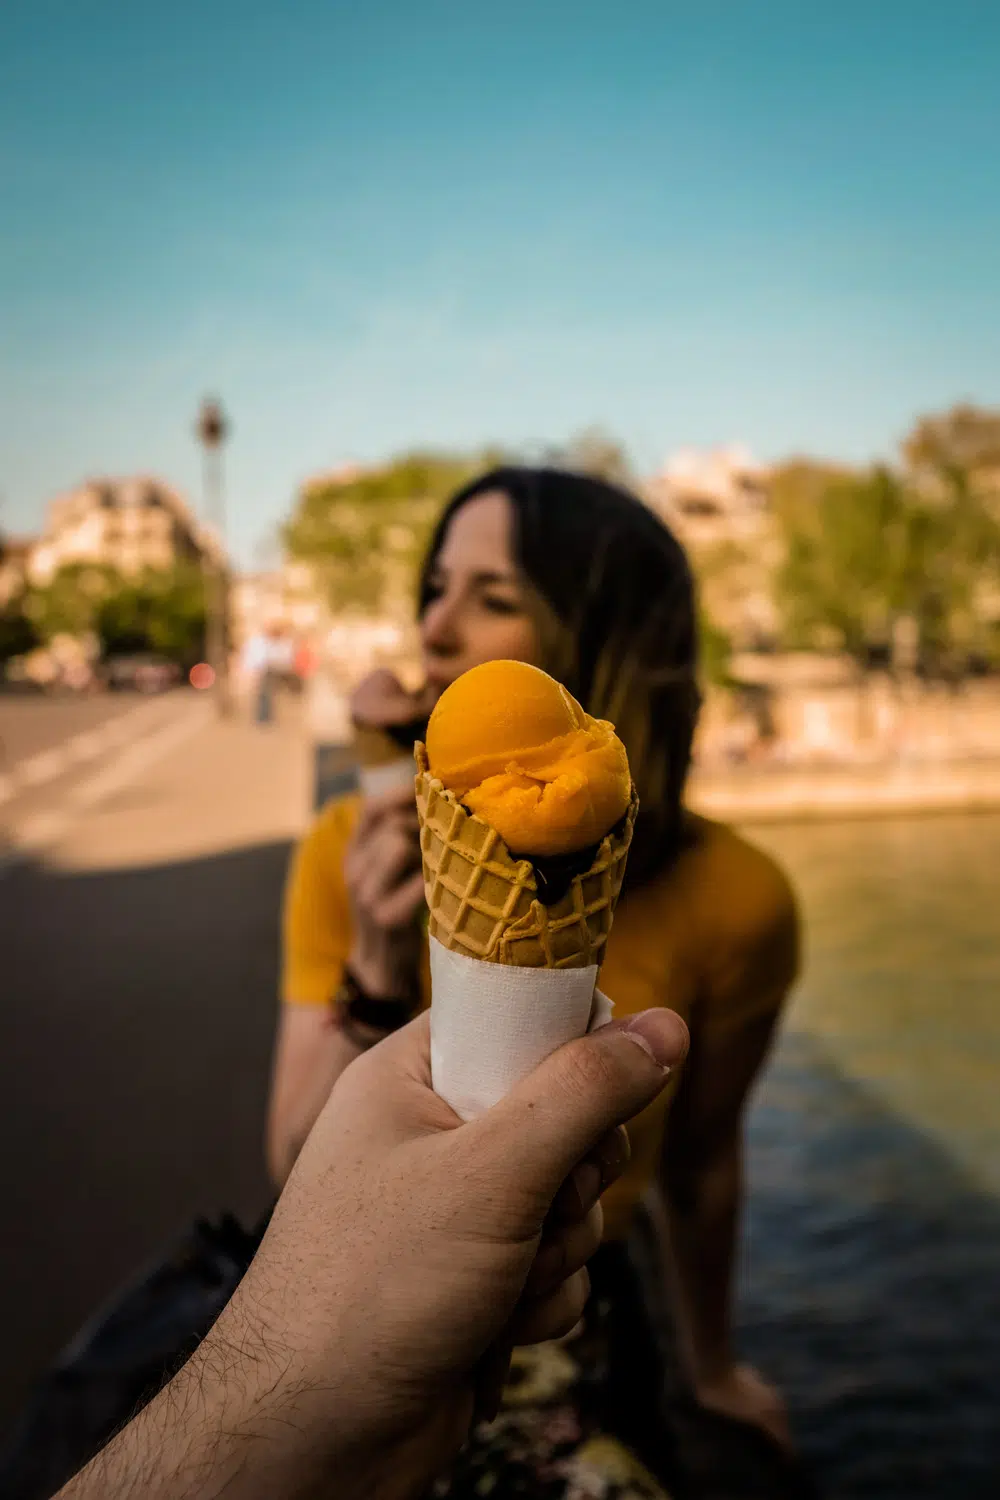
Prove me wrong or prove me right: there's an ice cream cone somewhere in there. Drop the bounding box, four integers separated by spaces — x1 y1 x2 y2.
415 743 637 970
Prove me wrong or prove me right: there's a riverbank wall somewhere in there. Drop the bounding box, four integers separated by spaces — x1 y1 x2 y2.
688 756 1000 824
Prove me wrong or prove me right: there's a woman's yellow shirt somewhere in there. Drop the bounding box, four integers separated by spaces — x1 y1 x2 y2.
282 796 798 1240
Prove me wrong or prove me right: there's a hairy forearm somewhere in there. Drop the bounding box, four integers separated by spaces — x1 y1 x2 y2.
58 1281 423 1500
659 1135 741 1386
60 1296 314 1500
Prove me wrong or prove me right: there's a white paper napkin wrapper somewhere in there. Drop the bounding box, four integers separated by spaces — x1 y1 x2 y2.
357 757 417 799
429 935 614 1120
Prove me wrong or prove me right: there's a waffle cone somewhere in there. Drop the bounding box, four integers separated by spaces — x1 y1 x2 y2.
415 742 637 969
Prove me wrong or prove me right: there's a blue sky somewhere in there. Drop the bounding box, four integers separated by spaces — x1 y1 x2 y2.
2 0 999 564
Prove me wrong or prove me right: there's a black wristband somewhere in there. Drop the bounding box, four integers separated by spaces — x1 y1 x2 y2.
332 966 419 1036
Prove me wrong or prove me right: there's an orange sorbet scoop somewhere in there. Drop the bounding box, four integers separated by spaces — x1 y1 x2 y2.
425 660 631 857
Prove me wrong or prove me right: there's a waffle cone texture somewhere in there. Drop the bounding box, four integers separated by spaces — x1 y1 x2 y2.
415 742 637 969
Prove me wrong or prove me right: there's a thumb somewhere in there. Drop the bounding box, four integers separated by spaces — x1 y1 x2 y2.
467 1010 689 1205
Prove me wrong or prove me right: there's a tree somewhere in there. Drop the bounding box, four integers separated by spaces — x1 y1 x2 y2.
775 462 1000 675
283 452 489 614
902 404 1000 484
698 609 732 686
22 562 207 667
545 427 636 487
97 564 207 666
24 563 122 640
768 458 857 532
0 598 40 662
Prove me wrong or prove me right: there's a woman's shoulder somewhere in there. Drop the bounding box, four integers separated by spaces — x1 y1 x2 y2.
658 812 799 956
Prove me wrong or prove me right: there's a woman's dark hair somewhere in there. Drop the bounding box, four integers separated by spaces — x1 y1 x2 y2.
418 466 702 888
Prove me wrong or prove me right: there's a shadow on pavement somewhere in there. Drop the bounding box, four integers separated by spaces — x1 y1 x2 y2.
0 840 291 1441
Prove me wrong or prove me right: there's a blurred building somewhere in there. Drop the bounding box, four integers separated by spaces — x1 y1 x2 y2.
230 563 326 649
647 445 779 648
648 444 769 547
27 477 221 585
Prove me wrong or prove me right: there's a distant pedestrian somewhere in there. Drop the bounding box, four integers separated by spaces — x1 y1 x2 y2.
242 625 290 726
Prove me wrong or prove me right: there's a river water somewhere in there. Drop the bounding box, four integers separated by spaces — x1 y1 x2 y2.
739 813 1000 1498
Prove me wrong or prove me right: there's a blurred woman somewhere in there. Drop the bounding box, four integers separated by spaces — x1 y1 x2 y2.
268 467 800 1492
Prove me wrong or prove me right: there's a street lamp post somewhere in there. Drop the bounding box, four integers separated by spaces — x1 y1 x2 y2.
196 398 231 717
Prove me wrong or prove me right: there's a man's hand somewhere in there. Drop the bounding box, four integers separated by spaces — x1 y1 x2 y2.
62 1007 687 1500
242 1008 688 1494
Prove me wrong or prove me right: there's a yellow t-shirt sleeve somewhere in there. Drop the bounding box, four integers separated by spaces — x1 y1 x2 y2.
281 798 358 1006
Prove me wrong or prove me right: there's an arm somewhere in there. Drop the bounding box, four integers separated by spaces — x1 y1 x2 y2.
657 1007 779 1385
267 809 356 1186
267 1006 362 1185
655 868 799 1438
267 789 425 1187
61 1010 686 1500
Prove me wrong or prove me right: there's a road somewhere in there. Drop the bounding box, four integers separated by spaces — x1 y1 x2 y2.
0 691 146 770
0 690 310 1443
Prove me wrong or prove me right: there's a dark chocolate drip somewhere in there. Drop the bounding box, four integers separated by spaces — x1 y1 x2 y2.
383 716 430 753
513 843 602 906
511 808 630 905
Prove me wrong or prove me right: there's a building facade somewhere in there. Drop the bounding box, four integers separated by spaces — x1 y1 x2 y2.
647 445 779 648
27 477 219 585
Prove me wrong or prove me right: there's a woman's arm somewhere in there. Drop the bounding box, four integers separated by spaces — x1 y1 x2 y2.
656 1008 787 1437
267 1007 363 1185
655 862 799 1444
267 787 425 1187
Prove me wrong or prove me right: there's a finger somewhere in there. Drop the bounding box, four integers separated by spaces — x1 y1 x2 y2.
467 1010 689 1207
367 828 420 900
353 781 418 832
548 1126 630 1225
376 867 427 928
350 668 408 723
509 1267 591 1346
524 1202 603 1296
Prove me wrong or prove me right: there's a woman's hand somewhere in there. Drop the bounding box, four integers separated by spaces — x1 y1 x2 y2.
350 668 435 732
344 782 425 996
346 671 436 997
694 1363 792 1451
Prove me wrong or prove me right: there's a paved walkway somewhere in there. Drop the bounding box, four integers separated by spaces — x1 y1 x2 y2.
0 698 310 1438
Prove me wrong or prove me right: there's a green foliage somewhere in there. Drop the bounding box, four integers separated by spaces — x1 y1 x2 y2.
698 610 732 686
23 562 207 666
24 563 121 639
769 459 856 531
97 564 207 665
0 599 41 661
902 404 1000 480
776 462 1000 673
283 453 487 614
546 427 636 486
